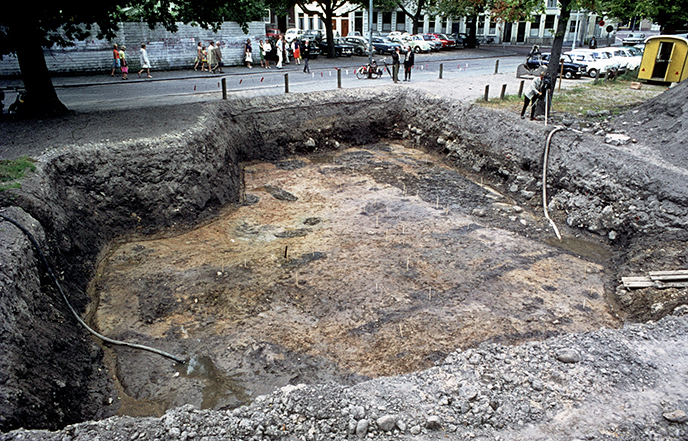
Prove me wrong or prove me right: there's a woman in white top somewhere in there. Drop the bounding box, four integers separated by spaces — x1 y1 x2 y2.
137 44 152 78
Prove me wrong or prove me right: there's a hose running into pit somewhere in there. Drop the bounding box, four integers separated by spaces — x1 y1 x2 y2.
542 127 565 240
0 212 186 364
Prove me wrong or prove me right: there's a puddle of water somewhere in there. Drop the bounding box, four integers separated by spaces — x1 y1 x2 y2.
545 236 612 263
175 355 250 410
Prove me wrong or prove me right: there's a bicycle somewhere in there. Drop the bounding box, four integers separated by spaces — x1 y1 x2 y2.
356 59 383 79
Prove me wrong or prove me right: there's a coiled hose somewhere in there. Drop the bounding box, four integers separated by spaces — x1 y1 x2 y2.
0 212 186 364
543 127 564 240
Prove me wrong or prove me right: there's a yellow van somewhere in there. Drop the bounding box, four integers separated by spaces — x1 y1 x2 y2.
638 35 688 83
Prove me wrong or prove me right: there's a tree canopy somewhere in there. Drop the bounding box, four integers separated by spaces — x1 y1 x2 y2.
597 0 688 34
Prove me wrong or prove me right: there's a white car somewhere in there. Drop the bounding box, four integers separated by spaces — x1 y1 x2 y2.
608 47 641 70
407 35 433 53
565 49 619 78
284 28 304 43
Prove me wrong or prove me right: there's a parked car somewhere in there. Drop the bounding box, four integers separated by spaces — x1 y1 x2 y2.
608 47 641 70
284 28 304 43
387 31 409 39
371 37 403 54
622 33 646 45
451 33 469 48
565 49 618 78
596 49 626 73
343 37 372 56
318 38 354 57
525 53 588 79
427 33 456 49
300 30 324 42
407 35 433 53
296 38 322 59
266 28 281 39
421 34 443 51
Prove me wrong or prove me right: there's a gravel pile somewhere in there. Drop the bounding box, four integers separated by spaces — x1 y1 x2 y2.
4 315 686 441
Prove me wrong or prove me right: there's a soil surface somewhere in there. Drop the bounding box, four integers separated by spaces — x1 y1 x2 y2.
92 142 618 416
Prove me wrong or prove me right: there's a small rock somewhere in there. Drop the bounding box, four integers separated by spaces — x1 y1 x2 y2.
605 133 631 146
377 415 397 432
509 184 519 193
426 415 442 430
556 349 581 363
472 208 487 217
531 378 544 391
608 230 617 240
305 138 316 147
673 305 688 316
410 425 422 435
348 420 357 435
586 110 598 117
356 419 369 438
663 409 688 423
396 420 407 431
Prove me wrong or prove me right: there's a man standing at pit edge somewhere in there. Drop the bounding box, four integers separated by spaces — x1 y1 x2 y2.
391 46 400 83
302 39 311 73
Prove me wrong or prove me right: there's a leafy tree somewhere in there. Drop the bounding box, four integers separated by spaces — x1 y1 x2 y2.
0 0 264 117
597 0 688 34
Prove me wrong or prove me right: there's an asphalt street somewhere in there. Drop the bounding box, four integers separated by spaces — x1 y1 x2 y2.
1 45 541 112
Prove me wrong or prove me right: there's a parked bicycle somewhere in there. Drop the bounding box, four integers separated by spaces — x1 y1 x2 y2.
356 59 388 79
8 87 28 116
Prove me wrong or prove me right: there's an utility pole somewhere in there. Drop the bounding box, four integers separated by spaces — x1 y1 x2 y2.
571 10 580 51
368 0 373 65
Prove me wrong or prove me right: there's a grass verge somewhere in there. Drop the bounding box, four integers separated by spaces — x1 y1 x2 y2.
0 157 36 191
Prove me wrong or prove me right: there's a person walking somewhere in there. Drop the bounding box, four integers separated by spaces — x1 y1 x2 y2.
293 39 301 65
119 46 129 80
276 35 284 69
201 46 208 71
137 44 152 78
391 46 400 83
403 45 414 81
207 41 215 73
110 44 120 77
259 40 266 68
262 39 272 68
214 41 224 73
521 71 545 120
193 42 202 70
302 39 311 73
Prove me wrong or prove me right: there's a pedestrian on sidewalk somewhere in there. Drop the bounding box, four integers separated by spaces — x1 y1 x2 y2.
302 40 311 73
214 41 224 72
194 42 202 70
391 46 400 83
521 71 544 120
201 46 208 71
138 44 152 78
262 40 272 68
244 39 253 69
110 44 120 76
119 46 129 80
403 45 414 81
207 41 215 73
259 40 266 68
276 35 284 69
293 39 301 65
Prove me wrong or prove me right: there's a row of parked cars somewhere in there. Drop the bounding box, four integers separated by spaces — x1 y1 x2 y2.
526 46 644 79
276 28 471 58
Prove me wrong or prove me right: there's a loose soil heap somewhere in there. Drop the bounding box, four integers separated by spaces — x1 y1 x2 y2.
1 80 687 440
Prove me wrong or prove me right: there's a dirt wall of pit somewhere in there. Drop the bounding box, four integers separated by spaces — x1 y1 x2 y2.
0 87 686 431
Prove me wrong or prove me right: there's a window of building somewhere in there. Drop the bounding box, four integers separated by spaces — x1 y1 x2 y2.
308 16 314 30
544 14 555 31
429 17 436 32
489 20 497 35
372 11 378 31
530 14 540 36
396 11 406 31
547 0 558 8
478 16 485 34
382 11 392 31
569 19 577 33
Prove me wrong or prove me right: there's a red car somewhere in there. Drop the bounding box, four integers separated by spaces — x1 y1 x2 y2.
426 33 456 49
266 28 281 39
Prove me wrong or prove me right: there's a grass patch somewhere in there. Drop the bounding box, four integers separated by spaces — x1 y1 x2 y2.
0 157 36 191
478 78 666 118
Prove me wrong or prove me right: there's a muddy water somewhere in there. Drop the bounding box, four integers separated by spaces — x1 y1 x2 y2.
92 142 620 417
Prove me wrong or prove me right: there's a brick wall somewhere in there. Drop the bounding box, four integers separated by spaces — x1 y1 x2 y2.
0 21 266 76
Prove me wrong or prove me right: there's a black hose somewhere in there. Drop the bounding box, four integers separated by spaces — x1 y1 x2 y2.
0 212 186 364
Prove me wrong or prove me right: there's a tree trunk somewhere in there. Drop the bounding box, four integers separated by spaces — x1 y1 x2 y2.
324 2 336 58
535 0 572 118
12 22 69 117
412 0 426 35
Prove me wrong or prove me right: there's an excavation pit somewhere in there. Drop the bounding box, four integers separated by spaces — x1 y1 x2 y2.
93 142 618 416
1 86 687 432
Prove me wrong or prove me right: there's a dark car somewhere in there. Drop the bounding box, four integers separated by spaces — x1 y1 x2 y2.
526 53 587 79
343 37 372 56
300 30 324 43
371 37 402 55
451 33 469 48
297 38 322 59
318 38 355 57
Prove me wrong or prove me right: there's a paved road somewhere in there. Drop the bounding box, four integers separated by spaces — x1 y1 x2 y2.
2 45 546 112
